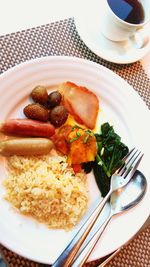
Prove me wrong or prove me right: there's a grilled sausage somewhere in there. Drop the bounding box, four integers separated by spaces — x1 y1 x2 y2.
0 138 54 156
0 119 55 138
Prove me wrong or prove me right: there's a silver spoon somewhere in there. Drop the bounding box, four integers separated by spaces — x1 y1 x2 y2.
72 170 147 267
52 149 142 267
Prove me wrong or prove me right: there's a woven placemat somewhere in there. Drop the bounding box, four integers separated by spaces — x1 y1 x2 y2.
1 225 149 267
0 18 150 267
0 18 149 108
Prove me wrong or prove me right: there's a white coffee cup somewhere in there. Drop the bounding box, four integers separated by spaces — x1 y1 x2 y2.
101 0 150 47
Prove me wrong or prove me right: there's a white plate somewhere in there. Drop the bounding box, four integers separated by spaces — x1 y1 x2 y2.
74 0 150 64
0 56 149 264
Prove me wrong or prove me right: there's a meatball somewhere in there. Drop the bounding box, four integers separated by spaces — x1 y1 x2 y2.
49 106 68 127
31 85 48 105
47 91 62 108
24 103 49 122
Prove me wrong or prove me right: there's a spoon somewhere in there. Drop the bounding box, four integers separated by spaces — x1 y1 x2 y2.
52 149 142 267
72 170 147 267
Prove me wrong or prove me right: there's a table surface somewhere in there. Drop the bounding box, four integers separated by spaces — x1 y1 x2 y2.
1 0 150 78
0 3 150 266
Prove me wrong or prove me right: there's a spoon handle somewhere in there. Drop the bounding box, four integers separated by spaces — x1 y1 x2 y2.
52 190 112 267
72 213 112 267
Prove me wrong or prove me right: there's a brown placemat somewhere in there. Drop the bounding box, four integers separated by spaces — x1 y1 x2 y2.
0 18 150 108
1 225 149 267
0 18 150 267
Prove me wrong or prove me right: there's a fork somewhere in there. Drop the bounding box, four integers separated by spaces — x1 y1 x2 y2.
52 148 143 267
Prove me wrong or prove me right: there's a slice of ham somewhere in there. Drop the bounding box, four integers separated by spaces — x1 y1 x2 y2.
60 82 99 129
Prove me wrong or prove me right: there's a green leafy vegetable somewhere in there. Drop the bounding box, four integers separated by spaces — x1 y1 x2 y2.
93 122 129 197
82 162 94 174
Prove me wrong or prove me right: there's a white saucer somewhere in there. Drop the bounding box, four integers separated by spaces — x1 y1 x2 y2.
74 0 150 64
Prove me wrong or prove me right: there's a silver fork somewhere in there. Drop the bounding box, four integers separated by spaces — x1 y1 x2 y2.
52 148 143 267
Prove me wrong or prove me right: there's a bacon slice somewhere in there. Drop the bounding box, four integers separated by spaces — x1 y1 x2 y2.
60 82 99 129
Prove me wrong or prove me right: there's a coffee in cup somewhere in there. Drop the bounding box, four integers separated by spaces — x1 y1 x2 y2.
107 0 145 24
101 0 150 46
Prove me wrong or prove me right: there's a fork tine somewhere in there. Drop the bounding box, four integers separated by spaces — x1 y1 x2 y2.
122 153 144 181
121 151 141 177
122 147 136 162
118 148 138 176
116 148 135 175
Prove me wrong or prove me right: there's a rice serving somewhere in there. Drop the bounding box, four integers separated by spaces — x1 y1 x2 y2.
3 153 88 229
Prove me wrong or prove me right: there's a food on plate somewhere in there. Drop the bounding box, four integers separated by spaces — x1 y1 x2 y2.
3 154 88 229
0 138 53 156
60 81 99 129
92 123 129 197
49 106 69 127
51 124 95 175
52 125 97 165
27 86 65 127
1 80 129 231
0 119 55 138
24 82 99 129
68 128 97 165
47 91 62 108
52 124 72 155
23 103 49 122
31 85 48 105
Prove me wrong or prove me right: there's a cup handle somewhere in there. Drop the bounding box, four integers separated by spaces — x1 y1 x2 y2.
130 28 149 49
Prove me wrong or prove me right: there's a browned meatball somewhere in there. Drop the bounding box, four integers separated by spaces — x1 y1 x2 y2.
49 106 68 127
24 103 49 122
31 86 48 105
47 91 62 108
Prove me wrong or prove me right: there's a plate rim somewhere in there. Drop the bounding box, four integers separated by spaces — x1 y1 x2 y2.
0 55 149 264
0 55 149 112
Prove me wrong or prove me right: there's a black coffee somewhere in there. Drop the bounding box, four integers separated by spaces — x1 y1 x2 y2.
107 0 145 24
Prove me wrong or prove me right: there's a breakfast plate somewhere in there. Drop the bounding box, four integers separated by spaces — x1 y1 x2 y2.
0 56 149 264
74 0 150 64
